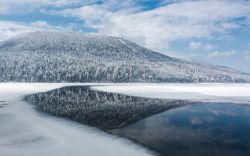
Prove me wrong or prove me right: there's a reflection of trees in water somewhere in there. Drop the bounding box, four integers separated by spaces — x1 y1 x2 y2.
25 86 190 130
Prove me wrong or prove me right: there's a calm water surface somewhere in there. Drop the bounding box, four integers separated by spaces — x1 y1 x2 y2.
111 103 250 156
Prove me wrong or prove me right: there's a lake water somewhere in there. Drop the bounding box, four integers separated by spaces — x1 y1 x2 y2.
25 86 250 156
111 103 250 156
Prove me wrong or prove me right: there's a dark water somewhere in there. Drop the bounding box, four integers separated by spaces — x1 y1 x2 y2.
111 103 250 156
25 86 250 156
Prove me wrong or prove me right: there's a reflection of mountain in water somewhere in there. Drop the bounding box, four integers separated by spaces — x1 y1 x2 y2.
25 86 190 130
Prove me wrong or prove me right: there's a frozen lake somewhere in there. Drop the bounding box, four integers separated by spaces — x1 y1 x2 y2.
0 83 250 156
0 83 154 156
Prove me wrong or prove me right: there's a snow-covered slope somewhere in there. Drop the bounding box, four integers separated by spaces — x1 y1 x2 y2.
0 31 249 82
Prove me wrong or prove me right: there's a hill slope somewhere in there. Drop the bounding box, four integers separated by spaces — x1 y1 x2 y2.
0 31 249 82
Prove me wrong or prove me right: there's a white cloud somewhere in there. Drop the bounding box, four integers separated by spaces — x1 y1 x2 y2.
189 42 203 50
0 21 37 40
0 20 75 41
208 50 236 58
189 41 215 51
243 51 250 61
56 0 250 52
0 0 96 14
203 44 215 51
30 21 51 28
0 4 9 14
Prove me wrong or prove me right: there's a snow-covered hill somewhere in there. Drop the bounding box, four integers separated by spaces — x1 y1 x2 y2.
0 31 249 82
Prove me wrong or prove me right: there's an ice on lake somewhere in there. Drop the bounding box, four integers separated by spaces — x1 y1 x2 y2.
0 83 154 156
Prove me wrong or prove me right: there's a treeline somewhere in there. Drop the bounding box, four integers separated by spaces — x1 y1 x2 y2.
0 51 248 83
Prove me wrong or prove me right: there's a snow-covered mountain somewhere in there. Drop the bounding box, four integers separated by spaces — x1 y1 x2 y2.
0 31 249 82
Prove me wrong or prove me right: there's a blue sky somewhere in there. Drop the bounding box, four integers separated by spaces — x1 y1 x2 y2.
0 0 250 72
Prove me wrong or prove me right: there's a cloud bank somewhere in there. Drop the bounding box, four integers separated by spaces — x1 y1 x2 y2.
55 0 250 51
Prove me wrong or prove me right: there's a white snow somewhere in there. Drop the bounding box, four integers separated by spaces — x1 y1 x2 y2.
91 83 250 103
0 83 154 156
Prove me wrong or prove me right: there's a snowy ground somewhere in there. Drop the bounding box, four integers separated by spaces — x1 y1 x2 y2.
0 83 154 156
91 83 250 104
1 83 250 156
